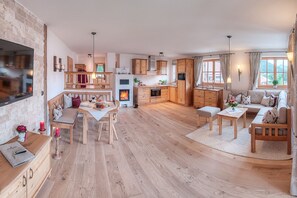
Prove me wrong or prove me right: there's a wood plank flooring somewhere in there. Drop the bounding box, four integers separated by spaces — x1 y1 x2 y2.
37 102 292 198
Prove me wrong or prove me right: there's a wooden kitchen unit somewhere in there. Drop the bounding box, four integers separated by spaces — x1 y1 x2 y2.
134 86 170 105
156 60 167 75
169 86 177 103
193 88 223 109
0 133 51 198
177 59 194 106
132 59 148 75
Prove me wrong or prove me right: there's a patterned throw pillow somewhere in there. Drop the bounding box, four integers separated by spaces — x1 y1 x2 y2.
53 105 63 120
260 95 271 107
267 94 278 107
241 95 251 105
227 94 242 103
262 108 278 123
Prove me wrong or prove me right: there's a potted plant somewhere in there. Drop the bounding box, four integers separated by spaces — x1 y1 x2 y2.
134 78 139 86
16 125 27 142
228 96 238 111
272 79 278 89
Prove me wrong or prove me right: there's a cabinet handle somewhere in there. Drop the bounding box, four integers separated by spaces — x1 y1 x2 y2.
29 168 34 179
22 175 27 187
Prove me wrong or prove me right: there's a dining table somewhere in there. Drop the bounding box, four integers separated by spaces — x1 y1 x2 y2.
78 101 116 144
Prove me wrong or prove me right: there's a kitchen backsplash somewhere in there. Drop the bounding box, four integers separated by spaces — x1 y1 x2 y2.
134 72 169 85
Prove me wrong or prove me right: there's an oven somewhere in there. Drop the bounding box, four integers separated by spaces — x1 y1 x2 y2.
151 88 161 97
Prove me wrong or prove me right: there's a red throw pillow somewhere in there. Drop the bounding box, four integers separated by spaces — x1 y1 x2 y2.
72 96 81 108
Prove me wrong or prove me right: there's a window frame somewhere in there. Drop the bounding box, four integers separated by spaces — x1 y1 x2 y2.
202 59 224 86
94 62 105 79
257 57 288 89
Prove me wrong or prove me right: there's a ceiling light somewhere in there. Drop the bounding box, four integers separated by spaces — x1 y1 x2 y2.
91 32 96 79
159 52 164 57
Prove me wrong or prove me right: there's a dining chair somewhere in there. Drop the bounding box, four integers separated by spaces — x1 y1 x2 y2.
97 100 120 143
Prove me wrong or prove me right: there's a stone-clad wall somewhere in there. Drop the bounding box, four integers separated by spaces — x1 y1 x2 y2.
0 0 44 144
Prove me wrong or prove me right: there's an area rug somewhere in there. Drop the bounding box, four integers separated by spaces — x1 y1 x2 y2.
186 118 292 160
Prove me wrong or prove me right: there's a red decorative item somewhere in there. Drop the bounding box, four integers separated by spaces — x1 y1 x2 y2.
16 125 27 133
40 121 45 131
55 128 60 137
72 96 81 108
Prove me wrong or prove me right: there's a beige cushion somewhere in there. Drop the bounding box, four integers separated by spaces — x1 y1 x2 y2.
238 103 264 113
197 106 221 117
265 90 281 97
54 108 78 124
260 95 271 107
257 107 273 116
248 90 265 104
277 90 287 124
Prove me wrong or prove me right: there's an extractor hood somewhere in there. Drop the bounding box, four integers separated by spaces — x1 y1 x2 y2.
147 55 156 71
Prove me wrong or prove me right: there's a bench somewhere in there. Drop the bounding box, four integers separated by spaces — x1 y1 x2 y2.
48 90 112 144
196 106 221 130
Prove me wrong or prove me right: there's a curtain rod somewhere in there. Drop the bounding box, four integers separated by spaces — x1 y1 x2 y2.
193 52 235 58
244 50 287 54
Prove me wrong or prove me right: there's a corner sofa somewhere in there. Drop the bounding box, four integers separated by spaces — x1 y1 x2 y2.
224 89 291 154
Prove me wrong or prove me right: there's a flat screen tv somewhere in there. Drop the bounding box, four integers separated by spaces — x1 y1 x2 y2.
0 39 34 107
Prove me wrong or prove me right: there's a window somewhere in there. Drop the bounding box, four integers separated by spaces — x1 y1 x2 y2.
202 59 223 85
258 57 288 88
95 63 105 78
172 60 177 83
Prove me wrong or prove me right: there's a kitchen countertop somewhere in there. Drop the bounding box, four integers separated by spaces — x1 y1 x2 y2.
194 87 223 91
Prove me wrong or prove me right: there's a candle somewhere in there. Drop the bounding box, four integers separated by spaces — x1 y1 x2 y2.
55 128 60 137
40 121 45 131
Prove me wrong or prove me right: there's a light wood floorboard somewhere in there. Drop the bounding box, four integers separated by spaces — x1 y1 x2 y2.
37 102 292 198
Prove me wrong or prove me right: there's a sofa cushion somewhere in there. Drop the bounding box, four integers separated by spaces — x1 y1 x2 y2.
197 106 221 117
262 108 278 123
260 95 271 107
238 103 264 113
230 90 248 96
54 108 78 124
248 90 265 104
241 95 251 105
265 90 281 97
257 107 273 116
277 90 287 124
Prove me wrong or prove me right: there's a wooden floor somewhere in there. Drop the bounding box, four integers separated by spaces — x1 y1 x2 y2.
37 102 292 198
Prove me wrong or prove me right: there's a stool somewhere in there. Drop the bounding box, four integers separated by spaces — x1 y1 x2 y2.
197 106 221 130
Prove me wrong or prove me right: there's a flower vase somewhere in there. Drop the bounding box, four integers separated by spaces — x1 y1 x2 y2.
232 107 235 111
18 132 27 142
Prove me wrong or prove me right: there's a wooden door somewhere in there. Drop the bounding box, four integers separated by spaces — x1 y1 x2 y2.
67 56 73 88
169 87 177 103
140 59 147 75
185 59 194 106
177 80 186 104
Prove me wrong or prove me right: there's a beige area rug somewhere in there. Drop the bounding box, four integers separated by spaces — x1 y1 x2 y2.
186 118 292 160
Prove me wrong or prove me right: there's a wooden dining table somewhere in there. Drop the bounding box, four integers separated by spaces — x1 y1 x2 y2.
78 101 116 144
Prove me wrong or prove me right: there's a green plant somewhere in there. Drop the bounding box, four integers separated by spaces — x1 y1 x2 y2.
272 79 278 86
134 78 139 83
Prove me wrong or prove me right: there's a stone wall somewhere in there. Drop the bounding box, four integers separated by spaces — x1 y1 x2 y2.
0 0 44 144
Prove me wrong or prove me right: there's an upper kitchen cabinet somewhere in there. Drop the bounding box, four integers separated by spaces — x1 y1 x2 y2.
132 59 147 75
177 59 186 73
156 60 167 75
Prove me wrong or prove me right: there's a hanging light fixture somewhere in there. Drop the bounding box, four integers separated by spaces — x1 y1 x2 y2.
227 35 232 83
91 32 96 79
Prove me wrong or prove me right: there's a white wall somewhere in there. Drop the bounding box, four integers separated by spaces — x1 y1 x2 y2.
47 29 78 100
230 51 250 90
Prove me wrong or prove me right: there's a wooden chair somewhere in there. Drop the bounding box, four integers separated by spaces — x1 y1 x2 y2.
250 108 291 155
97 100 120 143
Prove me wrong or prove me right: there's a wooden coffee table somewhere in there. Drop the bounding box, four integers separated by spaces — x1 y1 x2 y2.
217 107 248 139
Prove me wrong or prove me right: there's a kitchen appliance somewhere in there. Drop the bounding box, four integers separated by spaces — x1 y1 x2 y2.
147 55 156 71
178 73 186 80
151 88 161 97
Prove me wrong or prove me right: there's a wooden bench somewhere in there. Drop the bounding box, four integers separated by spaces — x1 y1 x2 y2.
48 90 112 144
250 108 291 155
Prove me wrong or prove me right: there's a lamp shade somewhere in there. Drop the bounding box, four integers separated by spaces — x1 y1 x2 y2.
287 52 293 62
227 77 232 83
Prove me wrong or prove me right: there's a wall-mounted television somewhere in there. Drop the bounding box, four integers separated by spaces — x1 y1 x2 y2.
0 39 34 107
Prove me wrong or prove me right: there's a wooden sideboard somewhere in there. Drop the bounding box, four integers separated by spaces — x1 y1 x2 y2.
193 88 223 109
0 133 51 197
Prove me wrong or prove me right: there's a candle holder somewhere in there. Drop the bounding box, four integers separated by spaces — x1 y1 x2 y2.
52 136 61 160
38 128 46 135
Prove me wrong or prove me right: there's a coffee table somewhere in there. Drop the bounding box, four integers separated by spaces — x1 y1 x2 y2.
217 107 248 139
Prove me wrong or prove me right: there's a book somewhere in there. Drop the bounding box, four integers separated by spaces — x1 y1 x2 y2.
0 141 35 168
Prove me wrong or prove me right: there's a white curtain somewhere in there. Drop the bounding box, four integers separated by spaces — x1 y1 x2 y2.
248 52 262 90
194 56 203 86
219 54 230 89
288 30 295 106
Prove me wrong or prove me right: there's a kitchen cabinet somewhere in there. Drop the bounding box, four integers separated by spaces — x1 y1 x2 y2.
156 60 167 75
193 88 223 109
169 86 177 103
132 59 147 75
0 133 51 197
176 59 194 106
134 86 169 105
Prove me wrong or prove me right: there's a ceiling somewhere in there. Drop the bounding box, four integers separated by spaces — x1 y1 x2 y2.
17 0 297 57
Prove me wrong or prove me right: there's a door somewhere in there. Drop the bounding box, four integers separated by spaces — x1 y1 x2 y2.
67 56 73 88
177 80 186 104
140 59 147 75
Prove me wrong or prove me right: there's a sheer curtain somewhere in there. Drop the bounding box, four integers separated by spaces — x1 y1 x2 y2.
248 52 262 90
219 54 230 89
194 56 203 86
